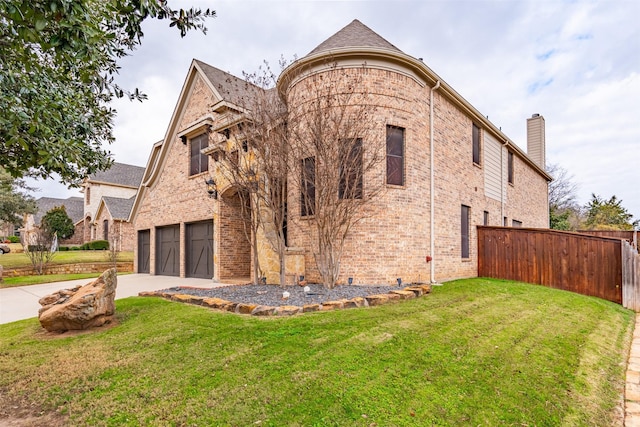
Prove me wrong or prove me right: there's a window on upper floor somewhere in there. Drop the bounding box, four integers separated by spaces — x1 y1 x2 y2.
189 133 209 176
512 219 522 227
339 138 363 199
300 156 316 217
483 211 489 226
461 205 470 258
85 187 91 205
472 123 481 165
386 125 405 186
508 151 514 184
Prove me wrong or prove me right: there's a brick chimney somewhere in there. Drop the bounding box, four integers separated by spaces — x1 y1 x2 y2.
527 113 546 170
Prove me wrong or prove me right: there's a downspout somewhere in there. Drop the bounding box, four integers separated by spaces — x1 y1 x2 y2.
500 139 508 224
430 80 441 284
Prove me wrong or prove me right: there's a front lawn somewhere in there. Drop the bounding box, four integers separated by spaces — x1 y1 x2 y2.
0 278 633 426
0 250 133 269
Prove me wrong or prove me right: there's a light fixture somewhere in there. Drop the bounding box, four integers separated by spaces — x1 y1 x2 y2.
180 135 187 145
205 177 218 199
247 167 258 190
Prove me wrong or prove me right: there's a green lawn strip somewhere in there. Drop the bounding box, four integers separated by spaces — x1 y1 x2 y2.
0 251 133 269
0 278 633 426
1 273 101 288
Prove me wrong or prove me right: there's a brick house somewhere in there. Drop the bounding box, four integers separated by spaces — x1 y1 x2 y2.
131 20 550 284
22 196 84 245
81 162 144 249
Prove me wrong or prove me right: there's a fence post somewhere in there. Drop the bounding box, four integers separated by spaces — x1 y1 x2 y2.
622 240 640 311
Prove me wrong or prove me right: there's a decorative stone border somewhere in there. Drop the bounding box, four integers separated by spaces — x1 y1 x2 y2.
138 284 433 316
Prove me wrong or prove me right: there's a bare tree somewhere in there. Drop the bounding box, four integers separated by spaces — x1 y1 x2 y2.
286 64 385 288
216 62 290 286
104 223 121 271
216 147 265 285
22 227 56 275
547 162 582 230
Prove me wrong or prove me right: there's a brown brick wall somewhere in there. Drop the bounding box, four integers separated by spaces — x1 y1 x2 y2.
285 66 549 285
134 74 228 278
60 222 84 246
133 62 548 286
218 191 251 279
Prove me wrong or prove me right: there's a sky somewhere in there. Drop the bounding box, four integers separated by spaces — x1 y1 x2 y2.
28 0 640 222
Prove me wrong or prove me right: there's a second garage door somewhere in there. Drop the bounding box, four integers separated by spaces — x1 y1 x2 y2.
186 221 213 279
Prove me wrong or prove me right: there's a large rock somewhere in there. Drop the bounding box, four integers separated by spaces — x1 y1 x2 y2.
38 268 117 332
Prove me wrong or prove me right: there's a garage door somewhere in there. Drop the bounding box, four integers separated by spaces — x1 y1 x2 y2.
186 221 213 279
137 230 150 273
156 225 180 276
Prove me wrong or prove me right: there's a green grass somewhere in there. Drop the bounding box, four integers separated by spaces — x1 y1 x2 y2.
0 278 633 426
0 272 132 288
0 250 133 269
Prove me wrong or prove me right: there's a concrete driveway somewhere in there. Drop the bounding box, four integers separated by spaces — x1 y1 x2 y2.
0 274 219 324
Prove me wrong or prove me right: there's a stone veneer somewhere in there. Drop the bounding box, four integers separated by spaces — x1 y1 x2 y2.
139 283 432 316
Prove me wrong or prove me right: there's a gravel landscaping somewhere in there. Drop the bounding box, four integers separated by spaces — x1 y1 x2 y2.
160 283 402 307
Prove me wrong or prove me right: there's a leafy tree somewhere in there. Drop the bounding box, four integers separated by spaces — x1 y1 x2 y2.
0 0 214 184
0 167 36 227
584 194 639 231
41 205 74 240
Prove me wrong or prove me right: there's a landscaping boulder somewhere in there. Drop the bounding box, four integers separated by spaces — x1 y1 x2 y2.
38 268 117 332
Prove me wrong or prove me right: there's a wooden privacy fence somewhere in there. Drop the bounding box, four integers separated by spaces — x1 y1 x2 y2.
477 226 640 309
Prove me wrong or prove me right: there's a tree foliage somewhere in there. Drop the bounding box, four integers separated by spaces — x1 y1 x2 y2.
41 205 74 239
0 167 36 226
583 194 638 231
0 0 214 184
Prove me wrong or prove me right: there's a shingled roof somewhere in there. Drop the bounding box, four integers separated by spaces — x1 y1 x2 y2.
102 196 136 220
308 19 402 56
88 162 145 188
34 197 84 225
194 60 264 107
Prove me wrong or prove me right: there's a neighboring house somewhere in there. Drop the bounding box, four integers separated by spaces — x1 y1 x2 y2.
131 20 551 284
82 162 144 248
94 196 137 251
22 196 84 245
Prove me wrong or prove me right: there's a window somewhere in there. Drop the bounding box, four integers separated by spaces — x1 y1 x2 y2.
472 124 481 165
461 205 470 258
301 157 316 217
189 133 209 176
103 219 109 241
339 138 363 199
85 187 90 205
508 151 514 184
503 217 508 226
483 211 489 226
386 125 404 186
512 219 522 227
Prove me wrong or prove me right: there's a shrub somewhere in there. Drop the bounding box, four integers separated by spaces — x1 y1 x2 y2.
70 246 81 251
8 236 20 243
88 240 109 250
58 246 70 251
